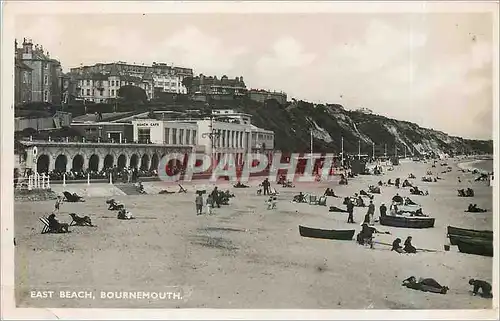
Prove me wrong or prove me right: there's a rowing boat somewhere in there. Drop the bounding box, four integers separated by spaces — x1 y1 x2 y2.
298 226 355 240
379 215 435 229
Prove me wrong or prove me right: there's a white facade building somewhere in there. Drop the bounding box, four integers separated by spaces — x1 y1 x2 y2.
130 110 275 165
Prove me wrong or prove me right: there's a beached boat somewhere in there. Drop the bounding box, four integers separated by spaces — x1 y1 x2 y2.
456 238 493 257
447 226 493 245
379 215 435 228
298 226 355 240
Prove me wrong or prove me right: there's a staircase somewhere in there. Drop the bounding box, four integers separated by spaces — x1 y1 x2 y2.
115 183 146 195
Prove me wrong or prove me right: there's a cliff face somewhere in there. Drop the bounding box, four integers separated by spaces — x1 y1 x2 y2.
234 99 493 156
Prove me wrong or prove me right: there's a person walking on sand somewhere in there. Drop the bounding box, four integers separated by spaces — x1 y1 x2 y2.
347 199 355 223
53 196 63 214
367 200 375 223
206 194 214 215
262 178 270 196
195 192 204 215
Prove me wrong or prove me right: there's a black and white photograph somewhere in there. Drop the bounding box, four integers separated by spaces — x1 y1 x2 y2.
1 1 498 319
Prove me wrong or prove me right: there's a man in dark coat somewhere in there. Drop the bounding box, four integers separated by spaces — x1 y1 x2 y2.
347 199 355 223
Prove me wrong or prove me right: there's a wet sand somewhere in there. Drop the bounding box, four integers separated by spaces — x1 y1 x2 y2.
14 159 493 309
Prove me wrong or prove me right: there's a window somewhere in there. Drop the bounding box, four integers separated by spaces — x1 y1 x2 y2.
44 75 48 85
111 80 115 86
186 129 190 145
44 91 48 102
192 130 196 145
44 62 48 69
137 128 151 144
164 128 170 144
81 89 84 95
179 129 184 145
86 80 90 85
240 132 243 147
172 128 177 144
111 89 115 96
86 89 90 96
222 130 226 147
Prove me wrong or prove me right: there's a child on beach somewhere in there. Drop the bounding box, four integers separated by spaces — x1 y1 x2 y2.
53 196 63 214
195 193 204 215
206 194 214 215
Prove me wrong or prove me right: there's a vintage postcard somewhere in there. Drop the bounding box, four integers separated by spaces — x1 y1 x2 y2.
1 1 498 319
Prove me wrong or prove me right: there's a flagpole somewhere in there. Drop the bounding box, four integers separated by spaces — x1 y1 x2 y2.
372 142 375 160
341 136 344 169
310 129 313 162
358 139 361 160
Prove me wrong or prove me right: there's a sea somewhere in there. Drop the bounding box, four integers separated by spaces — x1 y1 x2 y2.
474 160 493 173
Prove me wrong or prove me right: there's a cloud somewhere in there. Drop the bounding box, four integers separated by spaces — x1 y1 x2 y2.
256 36 316 75
154 26 248 75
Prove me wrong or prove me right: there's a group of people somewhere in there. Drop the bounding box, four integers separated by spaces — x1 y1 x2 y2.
195 187 235 215
106 199 134 219
391 236 417 254
458 188 475 197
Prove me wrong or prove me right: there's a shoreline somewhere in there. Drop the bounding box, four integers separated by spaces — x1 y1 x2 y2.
457 159 493 175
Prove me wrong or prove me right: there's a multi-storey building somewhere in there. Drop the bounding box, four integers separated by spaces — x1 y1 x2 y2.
14 57 33 105
15 38 64 104
130 109 274 165
69 62 193 102
188 74 247 97
248 89 287 105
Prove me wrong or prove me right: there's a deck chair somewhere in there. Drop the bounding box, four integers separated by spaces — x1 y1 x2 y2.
317 195 327 206
69 213 94 227
178 184 188 193
39 217 51 234
63 191 84 202
309 195 319 205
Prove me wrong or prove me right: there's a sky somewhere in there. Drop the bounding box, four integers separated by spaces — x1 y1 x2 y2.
13 11 495 140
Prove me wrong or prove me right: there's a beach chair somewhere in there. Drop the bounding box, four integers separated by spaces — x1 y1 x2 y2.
39 217 51 234
317 196 327 206
178 184 188 193
309 195 319 205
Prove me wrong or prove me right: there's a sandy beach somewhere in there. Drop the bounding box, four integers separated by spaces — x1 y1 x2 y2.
14 159 493 309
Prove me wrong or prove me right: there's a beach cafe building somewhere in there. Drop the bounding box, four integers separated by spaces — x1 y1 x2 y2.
131 112 275 166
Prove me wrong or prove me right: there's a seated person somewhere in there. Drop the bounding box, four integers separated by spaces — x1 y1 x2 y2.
117 209 134 220
391 238 404 253
357 196 365 207
404 197 418 206
356 223 379 249
467 204 487 213
293 192 307 203
135 182 145 194
402 179 413 187
47 214 69 233
408 173 416 179
392 194 404 204
387 179 394 185
377 180 384 186
368 185 381 194
234 181 249 188
467 188 474 197
324 188 337 197
469 279 493 298
404 236 417 253
395 178 401 188
390 203 399 215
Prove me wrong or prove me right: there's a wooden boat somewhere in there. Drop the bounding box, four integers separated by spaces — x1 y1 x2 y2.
447 226 493 245
379 215 435 228
456 238 493 257
298 226 355 240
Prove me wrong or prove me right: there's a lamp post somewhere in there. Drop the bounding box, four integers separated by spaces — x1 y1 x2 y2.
201 106 221 169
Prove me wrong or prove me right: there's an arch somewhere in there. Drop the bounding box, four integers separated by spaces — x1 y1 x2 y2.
72 154 84 172
150 153 160 171
140 154 150 170
130 154 139 169
54 154 68 172
36 154 50 173
117 154 127 169
103 154 114 169
88 154 99 171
